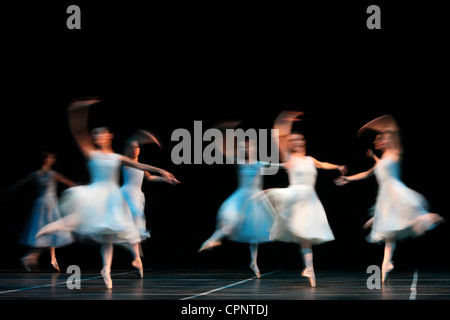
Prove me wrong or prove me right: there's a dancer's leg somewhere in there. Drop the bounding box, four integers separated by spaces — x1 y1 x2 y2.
382 237 396 283
49 247 60 272
100 242 113 289
130 242 143 278
249 243 260 278
299 239 316 287
21 248 42 271
198 229 225 252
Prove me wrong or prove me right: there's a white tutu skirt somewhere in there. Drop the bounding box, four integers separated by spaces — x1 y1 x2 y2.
216 187 275 244
120 185 150 240
21 194 74 248
368 180 440 243
59 182 141 244
266 185 335 245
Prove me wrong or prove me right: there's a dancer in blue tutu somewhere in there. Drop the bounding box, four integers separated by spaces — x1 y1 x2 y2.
4 152 77 271
335 115 444 282
37 98 178 289
198 121 276 278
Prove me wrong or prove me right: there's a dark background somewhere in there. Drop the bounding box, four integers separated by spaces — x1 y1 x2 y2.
0 1 449 272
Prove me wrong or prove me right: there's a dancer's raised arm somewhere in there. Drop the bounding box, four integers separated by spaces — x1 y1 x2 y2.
273 111 304 162
125 130 162 151
67 98 101 158
358 115 403 156
212 120 242 164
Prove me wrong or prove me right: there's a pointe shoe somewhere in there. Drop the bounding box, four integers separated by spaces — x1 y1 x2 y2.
198 239 222 253
21 255 38 272
100 269 113 289
249 262 261 279
51 257 60 272
301 266 316 288
382 261 394 283
132 259 144 278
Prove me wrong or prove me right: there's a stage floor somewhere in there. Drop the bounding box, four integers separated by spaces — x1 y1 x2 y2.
0 267 449 300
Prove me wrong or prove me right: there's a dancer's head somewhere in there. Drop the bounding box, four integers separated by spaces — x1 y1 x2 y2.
124 140 140 159
91 127 114 149
237 137 257 163
374 131 398 151
288 131 306 153
41 151 56 167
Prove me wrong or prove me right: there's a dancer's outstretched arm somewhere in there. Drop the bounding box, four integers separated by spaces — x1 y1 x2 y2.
310 157 348 175
144 172 179 185
53 172 77 188
120 156 179 184
334 166 375 186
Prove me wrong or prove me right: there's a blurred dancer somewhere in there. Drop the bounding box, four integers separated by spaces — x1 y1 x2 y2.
37 98 178 289
335 115 444 282
198 121 276 278
9 152 76 271
121 131 179 256
265 111 347 287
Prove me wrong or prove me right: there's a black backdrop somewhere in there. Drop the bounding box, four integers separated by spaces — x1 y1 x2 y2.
0 1 449 272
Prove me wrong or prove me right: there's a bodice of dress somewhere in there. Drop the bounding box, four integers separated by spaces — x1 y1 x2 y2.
122 166 144 189
33 171 57 197
87 151 121 184
237 163 264 190
374 156 402 186
286 155 317 187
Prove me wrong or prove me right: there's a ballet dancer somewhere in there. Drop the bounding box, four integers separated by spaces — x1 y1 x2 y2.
8 152 76 271
198 121 276 278
335 115 444 282
121 130 179 256
265 111 347 287
37 98 178 289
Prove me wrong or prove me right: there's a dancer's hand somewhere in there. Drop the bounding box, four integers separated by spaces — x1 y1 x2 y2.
165 177 181 185
363 217 374 230
276 111 304 122
366 149 375 159
159 170 180 184
68 98 101 110
334 176 350 186
337 165 348 175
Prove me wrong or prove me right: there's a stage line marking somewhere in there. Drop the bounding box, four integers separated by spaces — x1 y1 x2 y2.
0 269 151 295
179 269 284 300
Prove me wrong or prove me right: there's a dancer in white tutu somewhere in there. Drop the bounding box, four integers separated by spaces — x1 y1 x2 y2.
7 152 76 271
198 121 276 278
37 98 178 289
266 111 347 287
121 131 179 256
335 115 444 282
